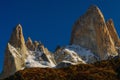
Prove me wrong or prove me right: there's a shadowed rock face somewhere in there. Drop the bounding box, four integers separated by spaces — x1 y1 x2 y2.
70 5 118 60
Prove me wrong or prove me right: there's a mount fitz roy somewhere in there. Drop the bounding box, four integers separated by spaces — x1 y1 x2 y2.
0 5 120 79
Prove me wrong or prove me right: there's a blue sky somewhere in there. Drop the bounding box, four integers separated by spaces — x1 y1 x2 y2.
0 0 120 72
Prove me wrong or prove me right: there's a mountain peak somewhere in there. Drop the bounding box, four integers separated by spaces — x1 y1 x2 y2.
70 6 118 60
87 5 102 14
107 18 113 23
106 19 120 46
15 24 23 37
17 24 22 27
9 24 24 48
88 5 100 11
85 5 104 22
1 5 120 80
26 37 33 45
16 24 22 30
26 37 35 51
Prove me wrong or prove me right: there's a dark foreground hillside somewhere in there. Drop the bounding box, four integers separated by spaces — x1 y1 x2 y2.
5 57 120 80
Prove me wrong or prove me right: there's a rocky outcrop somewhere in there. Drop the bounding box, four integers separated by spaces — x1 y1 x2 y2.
26 37 35 51
106 19 120 46
33 41 40 49
25 38 56 67
70 5 118 60
25 42 56 68
9 24 28 58
26 38 42 51
36 43 56 65
1 24 27 79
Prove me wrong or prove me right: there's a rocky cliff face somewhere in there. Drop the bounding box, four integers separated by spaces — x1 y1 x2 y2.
70 5 118 60
9 24 28 58
1 24 27 79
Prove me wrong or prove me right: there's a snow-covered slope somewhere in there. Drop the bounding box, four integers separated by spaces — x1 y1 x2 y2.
55 44 119 64
25 50 56 68
25 44 56 68
65 45 99 63
55 45 83 64
7 43 57 69
54 45 99 64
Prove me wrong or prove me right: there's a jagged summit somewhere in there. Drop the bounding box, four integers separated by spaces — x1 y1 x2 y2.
1 24 28 79
18 24 22 27
1 24 57 79
90 5 104 21
26 37 35 51
87 5 102 14
70 5 118 60
9 24 28 57
82 5 105 22
26 37 33 45
106 19 120 46
9 24 24 47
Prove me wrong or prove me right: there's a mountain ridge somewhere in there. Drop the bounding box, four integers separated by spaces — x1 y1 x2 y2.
0 5 120 79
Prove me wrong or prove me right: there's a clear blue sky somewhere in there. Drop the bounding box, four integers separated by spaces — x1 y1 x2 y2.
0 0 120 72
